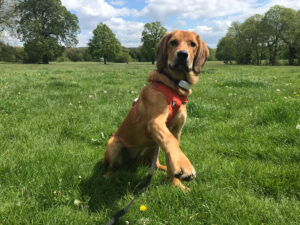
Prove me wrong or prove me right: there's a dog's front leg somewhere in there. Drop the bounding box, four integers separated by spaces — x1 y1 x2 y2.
148 117 196 191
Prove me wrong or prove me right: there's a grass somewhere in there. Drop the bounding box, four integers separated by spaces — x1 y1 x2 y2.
0 61 299 224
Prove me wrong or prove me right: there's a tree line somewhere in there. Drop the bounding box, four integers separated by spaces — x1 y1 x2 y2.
216 5 300 65
2 0 278 65
0 0 218 64
0 0 170 63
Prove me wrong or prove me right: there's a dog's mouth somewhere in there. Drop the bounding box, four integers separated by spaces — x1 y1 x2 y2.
169 62 192 72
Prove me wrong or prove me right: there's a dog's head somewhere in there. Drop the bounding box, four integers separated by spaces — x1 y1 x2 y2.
157 30 209 85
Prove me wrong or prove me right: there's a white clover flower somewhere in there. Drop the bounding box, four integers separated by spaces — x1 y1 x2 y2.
74 199 81 206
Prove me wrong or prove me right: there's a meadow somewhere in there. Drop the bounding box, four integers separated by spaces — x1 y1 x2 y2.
0 61 299 225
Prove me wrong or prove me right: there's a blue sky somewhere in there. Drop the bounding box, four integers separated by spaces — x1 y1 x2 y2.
7 0 300 48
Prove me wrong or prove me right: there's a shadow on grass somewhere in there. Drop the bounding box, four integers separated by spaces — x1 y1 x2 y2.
79 160 147 213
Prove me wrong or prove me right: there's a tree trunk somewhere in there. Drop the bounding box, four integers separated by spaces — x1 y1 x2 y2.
255 46 259 65
259 45 264 65
42 54 49 64
288 46 296 65
271 41 279 66
268 44 273 65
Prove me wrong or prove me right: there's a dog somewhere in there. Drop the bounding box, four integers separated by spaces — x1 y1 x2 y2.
104 30 209 191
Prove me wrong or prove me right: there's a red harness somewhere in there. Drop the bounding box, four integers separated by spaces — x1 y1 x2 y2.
133 81 188 138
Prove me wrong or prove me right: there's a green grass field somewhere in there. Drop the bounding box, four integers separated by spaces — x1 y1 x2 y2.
0 61 299 224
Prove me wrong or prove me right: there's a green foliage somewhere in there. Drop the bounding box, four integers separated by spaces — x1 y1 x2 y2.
207 47 216 61
216 36 235 63
0 42 25 62
129 47 147 62
0 62 300 224
88 23 121 64
141 21 167 64
217 5 300 65
64 47 92 62
263 5 292 65
114 47 132 63
23 38 63 63
240 14 265 65
16 0 79 64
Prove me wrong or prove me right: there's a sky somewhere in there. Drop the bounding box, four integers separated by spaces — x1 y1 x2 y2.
6 0 300 48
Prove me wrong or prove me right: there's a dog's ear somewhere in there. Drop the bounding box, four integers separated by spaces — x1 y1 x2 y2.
156 32 172 72
193 35 209 74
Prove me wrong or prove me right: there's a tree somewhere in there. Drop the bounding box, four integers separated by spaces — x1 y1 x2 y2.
263 5 291 65
141 21 167 64
278 7 298 65
216 36 235 64
88 23 121 64
240 14 265 65
216 5 300 66
296 10 300 65
227 21 253 64
16 0 79 64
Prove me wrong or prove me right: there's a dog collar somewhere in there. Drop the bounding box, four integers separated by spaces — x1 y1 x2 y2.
160 71 191 91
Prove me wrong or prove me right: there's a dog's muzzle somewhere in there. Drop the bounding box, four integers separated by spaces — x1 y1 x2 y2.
169 50 191 72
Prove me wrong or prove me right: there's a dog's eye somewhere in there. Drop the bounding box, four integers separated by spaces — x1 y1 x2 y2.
190 41 196 47
170 40 178 46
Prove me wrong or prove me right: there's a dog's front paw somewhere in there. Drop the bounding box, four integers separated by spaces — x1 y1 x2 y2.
167 152 196 181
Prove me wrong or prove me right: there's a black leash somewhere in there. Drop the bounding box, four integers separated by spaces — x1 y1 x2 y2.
105 146 159 225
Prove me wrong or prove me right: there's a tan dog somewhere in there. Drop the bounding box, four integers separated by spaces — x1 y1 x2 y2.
104 30 209 191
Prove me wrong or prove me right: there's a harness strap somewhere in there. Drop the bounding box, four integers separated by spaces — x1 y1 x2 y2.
152 81 188 124
133 82 188 139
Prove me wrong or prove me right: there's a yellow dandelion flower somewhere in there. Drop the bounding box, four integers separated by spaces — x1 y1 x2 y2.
139 204 147 212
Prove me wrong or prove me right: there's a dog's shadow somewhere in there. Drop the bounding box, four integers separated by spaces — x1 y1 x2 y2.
79 160 150 213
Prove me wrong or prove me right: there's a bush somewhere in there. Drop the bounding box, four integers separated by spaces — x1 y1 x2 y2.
0 42 26 62
63 47 92 62
113 51 132 63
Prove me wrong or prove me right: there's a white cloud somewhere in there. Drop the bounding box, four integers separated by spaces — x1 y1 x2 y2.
61 0 133 19
75 17 144 47
138 0 257 21
109 0 126 6
61 0 142 47
1 30 21 46
104 17 145 47
136 0 300 48
193 26 212 33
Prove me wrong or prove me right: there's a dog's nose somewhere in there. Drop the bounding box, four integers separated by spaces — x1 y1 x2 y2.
177 50 188 60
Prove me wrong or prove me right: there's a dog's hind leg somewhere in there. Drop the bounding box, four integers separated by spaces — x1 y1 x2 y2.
103 135 125 177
